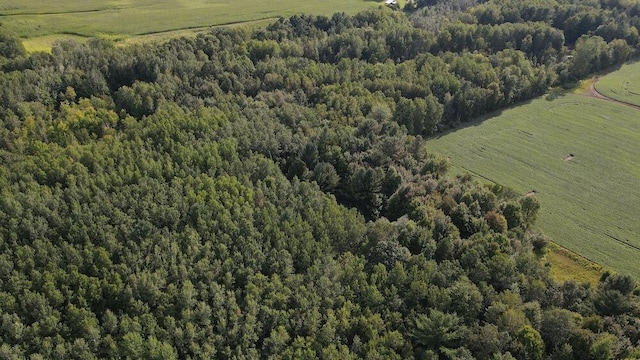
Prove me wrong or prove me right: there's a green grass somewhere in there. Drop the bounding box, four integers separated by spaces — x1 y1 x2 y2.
427 93 640 279
1 0 383 49
595 61 640 106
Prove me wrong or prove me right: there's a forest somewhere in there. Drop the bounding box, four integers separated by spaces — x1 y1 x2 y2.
0 0 639 358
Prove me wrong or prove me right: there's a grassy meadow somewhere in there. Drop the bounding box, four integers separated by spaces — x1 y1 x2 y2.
545 243 602 286
595 61 640 106
0 0 382 51
428 93 640 279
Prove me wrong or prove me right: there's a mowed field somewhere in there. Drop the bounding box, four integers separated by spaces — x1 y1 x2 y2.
595 61 640 107
427 92 640 278
0 0 381 51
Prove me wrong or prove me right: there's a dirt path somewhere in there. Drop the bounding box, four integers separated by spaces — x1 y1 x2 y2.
584 77 640 110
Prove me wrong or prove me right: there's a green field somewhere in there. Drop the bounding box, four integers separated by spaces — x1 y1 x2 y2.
0 0 381 50
427 93 640 278
595 61 640 106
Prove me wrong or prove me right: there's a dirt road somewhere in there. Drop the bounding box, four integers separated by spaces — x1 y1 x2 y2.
584 78 640 110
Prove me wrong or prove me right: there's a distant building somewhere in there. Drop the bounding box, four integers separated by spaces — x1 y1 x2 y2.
385 0 399 10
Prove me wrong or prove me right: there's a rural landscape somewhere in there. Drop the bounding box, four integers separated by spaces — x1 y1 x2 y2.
0 0 640 358
0 0 382 52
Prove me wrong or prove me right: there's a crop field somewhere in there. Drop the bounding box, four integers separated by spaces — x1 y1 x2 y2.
427 93 640 278
595 61 640 106
0 0 381 51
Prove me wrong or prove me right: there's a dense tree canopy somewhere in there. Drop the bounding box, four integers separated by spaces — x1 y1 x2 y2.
0 0 639 358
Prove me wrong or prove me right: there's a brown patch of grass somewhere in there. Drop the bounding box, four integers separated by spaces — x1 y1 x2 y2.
23 34 88 53
545 242 602 286
572 77 596 95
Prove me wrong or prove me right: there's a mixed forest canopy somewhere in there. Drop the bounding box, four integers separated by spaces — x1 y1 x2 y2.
0 0 639 358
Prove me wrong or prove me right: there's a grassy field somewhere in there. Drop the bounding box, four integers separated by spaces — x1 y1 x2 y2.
545 243 602 286
427 93 640 279
0 0 382 51
595 61 640 106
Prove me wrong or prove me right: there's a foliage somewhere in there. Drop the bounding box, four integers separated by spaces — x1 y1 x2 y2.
0 2 638 358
